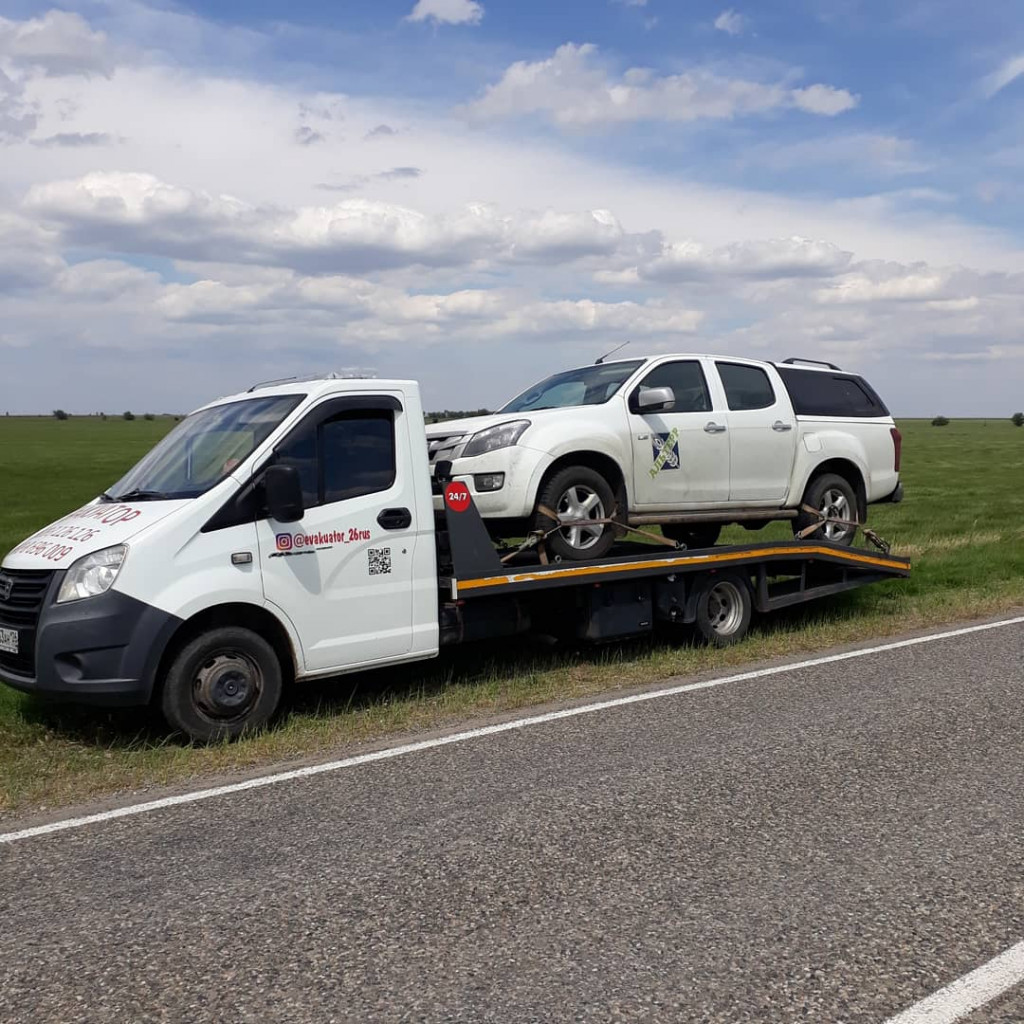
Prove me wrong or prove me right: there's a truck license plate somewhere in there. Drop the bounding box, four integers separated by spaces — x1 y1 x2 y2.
0 628 17 654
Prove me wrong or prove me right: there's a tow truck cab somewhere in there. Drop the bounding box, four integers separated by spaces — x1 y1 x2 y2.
0 379 441 710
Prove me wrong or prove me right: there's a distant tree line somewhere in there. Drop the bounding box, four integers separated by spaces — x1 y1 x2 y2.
424 409 492 424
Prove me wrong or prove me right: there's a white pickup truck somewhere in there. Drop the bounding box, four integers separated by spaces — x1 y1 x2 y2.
426 355 903 559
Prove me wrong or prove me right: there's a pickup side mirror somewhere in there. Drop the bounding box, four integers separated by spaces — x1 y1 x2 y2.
265 464 305 523
636 386 676 413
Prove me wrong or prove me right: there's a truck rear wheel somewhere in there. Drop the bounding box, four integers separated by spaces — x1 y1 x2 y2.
794 473 859 546
692 572 752 646
535 466 617 561
160 626 283 743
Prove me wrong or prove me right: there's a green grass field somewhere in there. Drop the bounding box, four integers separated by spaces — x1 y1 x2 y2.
1 415 1023 817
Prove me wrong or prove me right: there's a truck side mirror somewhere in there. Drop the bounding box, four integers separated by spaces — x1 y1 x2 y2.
265 465 305 523
636 386 676 413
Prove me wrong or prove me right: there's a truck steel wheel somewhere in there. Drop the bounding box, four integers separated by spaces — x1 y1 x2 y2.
661 523 721 550
160 626 283 743
535 466 616 561
794 473 859 546
692 573 752 646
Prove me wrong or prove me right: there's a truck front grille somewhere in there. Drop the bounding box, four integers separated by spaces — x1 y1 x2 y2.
427 434 466 467
0 569 55 679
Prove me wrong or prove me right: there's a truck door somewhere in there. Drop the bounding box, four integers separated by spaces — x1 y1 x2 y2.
713 362 795 503
627 359 730 509
256 394 418 673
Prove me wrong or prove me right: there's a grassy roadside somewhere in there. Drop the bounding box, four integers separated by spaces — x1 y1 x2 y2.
2 417 1023 818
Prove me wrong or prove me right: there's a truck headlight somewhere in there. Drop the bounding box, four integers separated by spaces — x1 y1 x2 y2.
57 545 127 603
462 420 530 458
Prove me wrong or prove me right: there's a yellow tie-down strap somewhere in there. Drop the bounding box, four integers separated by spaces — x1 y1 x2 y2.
456 544 909 593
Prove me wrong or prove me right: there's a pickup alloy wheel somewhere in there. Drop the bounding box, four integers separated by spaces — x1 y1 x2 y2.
535 466 617 561
794 473 859 546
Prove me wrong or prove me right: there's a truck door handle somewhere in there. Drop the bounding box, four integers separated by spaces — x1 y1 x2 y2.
377 507 412 530
704 422 727 434
772 421 793 432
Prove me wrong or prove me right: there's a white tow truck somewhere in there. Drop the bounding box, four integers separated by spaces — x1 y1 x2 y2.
0 374 909 742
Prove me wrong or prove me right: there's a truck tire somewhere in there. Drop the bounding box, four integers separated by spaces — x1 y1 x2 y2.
691 572 752 647
661 523 722 550
794 473 859 546
535 466 616 561
160 626 284 743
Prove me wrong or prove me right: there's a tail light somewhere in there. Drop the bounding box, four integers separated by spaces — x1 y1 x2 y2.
890 427 902 473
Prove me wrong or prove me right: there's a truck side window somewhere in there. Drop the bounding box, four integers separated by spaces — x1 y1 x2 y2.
272 411 396 508
321 411 396 504
776 368 889 417
633 361 711 412
717 363 776 411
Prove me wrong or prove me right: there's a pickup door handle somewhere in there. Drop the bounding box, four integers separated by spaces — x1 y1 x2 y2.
772 421 793 432
704 422 727 434
377 507 412 530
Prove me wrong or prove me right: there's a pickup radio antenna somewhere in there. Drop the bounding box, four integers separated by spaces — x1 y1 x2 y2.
595 340 630 365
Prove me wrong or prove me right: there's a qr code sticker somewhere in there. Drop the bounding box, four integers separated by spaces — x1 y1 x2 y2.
368 547 392 576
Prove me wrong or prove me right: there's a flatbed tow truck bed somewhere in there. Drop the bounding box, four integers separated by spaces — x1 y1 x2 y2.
435 484 910 646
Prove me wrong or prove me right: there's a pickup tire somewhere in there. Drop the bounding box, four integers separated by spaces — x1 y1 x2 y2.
661 524 722 550
794 473 858 546
535 466 616 561
691 572 752 646
160 626 283 743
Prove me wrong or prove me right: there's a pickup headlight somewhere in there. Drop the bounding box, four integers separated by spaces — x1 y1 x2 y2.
462 420 530 458
57 545 127 603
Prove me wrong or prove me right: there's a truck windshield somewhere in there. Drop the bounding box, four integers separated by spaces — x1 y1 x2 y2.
103 395 305 501
501 360 645 412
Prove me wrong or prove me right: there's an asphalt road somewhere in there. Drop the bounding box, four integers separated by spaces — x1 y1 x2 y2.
2 619 1023 1023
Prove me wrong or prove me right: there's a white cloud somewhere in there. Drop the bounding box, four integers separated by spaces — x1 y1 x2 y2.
463 43 858 126
0 66 35 141
0 10 114 77
981 54 1024 98
714 10 748 35
638 236 853 282
25 171 638 273
791 83 859 116
406 0 484 26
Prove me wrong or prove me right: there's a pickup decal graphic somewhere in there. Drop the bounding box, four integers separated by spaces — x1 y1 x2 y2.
649 428 681 479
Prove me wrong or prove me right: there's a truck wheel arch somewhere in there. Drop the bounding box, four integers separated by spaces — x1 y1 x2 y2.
154 603 298 699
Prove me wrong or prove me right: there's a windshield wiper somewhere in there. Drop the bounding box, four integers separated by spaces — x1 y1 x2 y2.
107 488 173 502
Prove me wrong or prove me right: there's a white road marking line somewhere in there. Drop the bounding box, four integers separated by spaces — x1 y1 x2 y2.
882 939 1024 1023
2 614 1023 845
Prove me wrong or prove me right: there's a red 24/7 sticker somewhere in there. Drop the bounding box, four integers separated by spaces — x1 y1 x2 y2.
445 482 471 513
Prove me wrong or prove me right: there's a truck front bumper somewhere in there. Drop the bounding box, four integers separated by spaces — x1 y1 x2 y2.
0 584 181 707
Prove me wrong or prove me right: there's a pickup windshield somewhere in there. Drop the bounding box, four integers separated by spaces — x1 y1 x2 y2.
501 360 645 412
103 395 304 501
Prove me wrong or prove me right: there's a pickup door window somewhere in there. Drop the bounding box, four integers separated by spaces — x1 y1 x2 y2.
257 400 416 674
628 360 730 509
715 363 795 503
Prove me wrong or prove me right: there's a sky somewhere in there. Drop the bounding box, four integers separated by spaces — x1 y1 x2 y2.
1 0 1023 416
